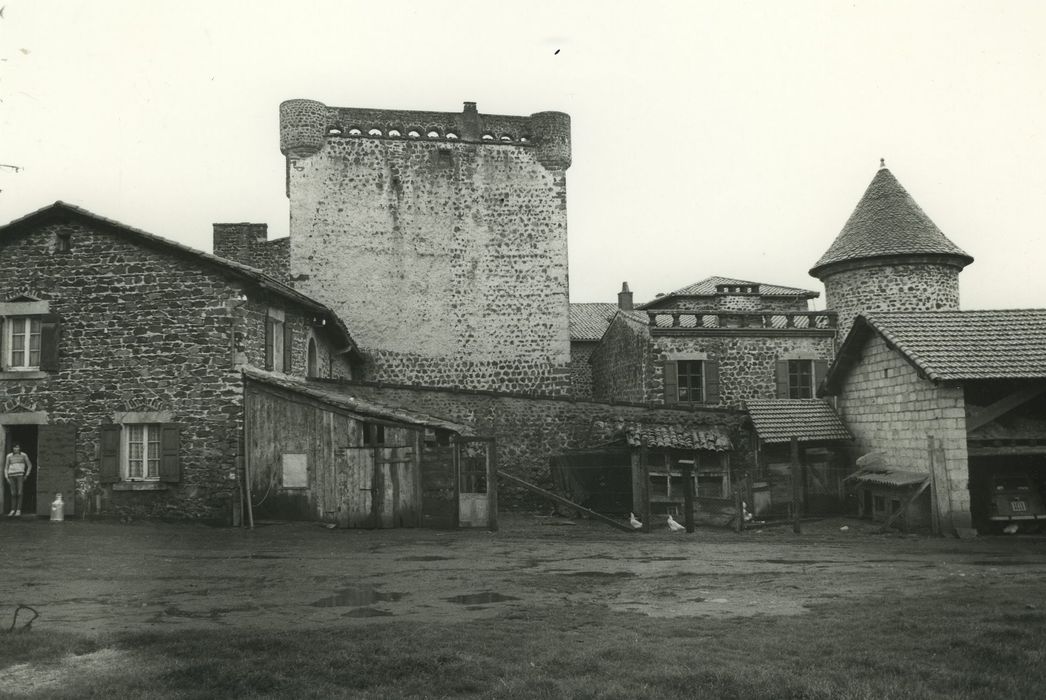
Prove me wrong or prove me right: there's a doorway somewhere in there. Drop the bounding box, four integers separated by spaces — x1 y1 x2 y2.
3 425 39 515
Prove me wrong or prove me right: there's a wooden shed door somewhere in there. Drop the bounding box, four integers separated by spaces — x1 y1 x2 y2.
458 439 495 528
341 445 420 528
35 424 77 517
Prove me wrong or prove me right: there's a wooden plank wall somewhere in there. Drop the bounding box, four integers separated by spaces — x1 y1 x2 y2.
245 383 424 527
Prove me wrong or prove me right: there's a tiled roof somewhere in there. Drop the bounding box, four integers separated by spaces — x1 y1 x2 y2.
244 368 475 435
861 310 1046 381
850 469 928 488
569 302 618 341
810 167 973 276
744 399 852 443
624 423 732 451
638 276 818 309
0 201 359 353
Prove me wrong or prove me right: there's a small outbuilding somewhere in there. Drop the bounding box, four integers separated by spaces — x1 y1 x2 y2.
243 369 496 529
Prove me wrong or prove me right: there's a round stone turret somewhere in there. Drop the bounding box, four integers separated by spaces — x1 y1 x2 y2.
279 99 329 158
529 111 571 170
810 165 974 339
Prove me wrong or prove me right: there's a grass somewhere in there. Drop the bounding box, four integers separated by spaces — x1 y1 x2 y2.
1 577 1044 699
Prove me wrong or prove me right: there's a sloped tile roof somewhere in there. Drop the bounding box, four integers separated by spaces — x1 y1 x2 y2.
623 423 732 451
638 276 818 309
244 368 476 435
0 201 358 353
810 167 973 276
569 302 618 341
862 310 1046 381
850 469 928 487
744 399 852 443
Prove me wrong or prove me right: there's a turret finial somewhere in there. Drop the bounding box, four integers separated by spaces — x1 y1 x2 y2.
880 158 886 169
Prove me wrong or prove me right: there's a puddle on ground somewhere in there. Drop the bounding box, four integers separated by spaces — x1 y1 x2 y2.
342 608 394 618
445 592 519 605
971 560 1033 567
397 555 452 562
562 571 636 578
238 553 283 560
310 587 405 608
760 559 832 565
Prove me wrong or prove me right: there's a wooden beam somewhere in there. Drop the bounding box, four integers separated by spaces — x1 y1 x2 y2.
967 444 1046 456
497 470 636 533
878 478 930 533
966 385 1046 433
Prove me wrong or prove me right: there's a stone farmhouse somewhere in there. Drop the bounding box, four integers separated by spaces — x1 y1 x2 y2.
1 97 1035 534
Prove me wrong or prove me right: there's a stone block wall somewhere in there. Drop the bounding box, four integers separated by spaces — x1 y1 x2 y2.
212 223 290 283
0 217 351 519
281 100 571 395
822 261 961 338
650 333 836 408
337 380 748 509
590 314 654 404
836 333 969 517
568 341 598 399
591 313 835 408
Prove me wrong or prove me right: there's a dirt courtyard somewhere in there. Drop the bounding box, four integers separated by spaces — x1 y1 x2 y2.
1 514 1044 634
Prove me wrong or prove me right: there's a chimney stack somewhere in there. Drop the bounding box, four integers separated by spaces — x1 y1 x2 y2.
618 282 634 311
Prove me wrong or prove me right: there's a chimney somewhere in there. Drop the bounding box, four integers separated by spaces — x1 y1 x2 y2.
618 282 634 311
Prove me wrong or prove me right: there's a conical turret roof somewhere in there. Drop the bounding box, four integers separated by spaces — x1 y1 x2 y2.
810 166 973 277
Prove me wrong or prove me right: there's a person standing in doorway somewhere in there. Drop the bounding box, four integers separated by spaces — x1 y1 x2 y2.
5 443 32 516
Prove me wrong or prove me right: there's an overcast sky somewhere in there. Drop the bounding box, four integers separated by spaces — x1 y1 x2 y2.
1 1 1044 309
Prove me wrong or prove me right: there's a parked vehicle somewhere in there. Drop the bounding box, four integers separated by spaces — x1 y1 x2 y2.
988 472 1046 532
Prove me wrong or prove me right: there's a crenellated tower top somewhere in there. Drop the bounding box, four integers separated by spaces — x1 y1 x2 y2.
279 99 571 170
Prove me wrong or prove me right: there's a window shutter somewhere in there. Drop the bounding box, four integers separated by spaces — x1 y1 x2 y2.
39 314 61 372
283 323 294 374
264 319 274 371
159 423 181 483
99 424 121 483
813 360 829 397
775 360 790 399
663 361 678 404
704 360 720 405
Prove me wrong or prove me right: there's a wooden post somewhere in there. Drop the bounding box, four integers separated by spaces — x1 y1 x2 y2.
640 445 652 533
791 437 801 534
733 474 743 534
681 460 695 533
927 435 941 536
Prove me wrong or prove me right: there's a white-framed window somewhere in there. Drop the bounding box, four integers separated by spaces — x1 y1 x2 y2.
5 316 41 370
124 423 162 481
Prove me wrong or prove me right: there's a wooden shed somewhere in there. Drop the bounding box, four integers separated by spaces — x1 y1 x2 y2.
243 369 496 529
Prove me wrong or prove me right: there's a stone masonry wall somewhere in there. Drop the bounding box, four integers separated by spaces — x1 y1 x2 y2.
212 223 290 283
0 219 350 520
650 333 836 409
283 102 571 395
337 381 748 509
568 341 597 399
836 333 970 518
590 314 654 404
823 262 961 338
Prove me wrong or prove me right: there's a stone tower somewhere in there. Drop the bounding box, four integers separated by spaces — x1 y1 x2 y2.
279 100 572 394
810 164 974 339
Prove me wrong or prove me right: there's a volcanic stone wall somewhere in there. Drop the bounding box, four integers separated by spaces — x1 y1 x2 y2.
0 218 350 520
591 315 835 408
337 380 747 509
212 223 290 283
822 261 961 338
281 100 572 395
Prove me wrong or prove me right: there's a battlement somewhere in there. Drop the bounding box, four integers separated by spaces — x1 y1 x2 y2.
279 99 571 169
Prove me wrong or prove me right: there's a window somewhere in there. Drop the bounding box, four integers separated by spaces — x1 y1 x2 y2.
306 338 319 378
678 361 704 403
125 424 162 480
788 360 814 399
6 317 41 369
775 359 829 399
265 310 293 373
0 305 60 373
360 422 385 447
663 359 720 405
99 423 181 485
